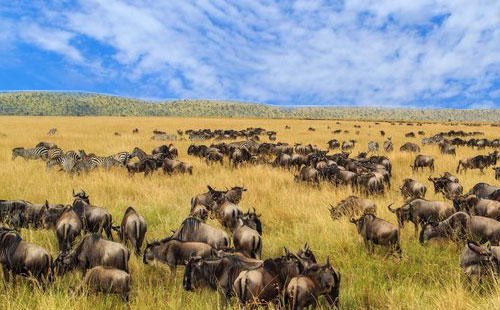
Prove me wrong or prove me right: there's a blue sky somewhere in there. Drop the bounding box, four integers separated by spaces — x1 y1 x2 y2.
1 0 500 108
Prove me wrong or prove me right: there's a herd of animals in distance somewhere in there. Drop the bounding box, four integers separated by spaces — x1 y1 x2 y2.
3 120 500 310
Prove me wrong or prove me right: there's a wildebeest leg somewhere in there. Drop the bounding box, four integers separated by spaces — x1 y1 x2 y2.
414 221 419 237
2 265 9 284
168 265 177 278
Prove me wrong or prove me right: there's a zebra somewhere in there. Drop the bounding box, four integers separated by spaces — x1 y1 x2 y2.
46 151 80 171
89 156 122 170
47 148 64 160
11 146 48 161
110 151 130 166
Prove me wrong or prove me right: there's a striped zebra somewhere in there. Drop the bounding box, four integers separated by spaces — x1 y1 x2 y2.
110 151 130 166
47 148 64 160
46 151 80 171
88 156 122 170
227 140 260 154
11 146 48 161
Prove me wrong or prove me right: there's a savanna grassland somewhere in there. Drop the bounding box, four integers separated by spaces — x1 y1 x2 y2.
0 116 499 310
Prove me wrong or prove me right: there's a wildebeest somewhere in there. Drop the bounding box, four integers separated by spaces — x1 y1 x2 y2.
190 204 209 222
454 195 500 221
225 186 247 205
341 140 355 151
72 190 113 239
327 139 340 150
405 132 415 138
285 258 341 310
457 151 498 174
419 212 500 245
399 142 420 153
0 228 54 285
233 215 262 259
75 266 131 302
357 173 384 195
294 165 320 185
428 176 463 199
350 214 401 256
162 159 193 175
233 249 305 305
172 217 230 249
412 155 434 172
183 254 263 306
0 199 30 229
439 142 456 155
273 152 292 170
388 199 453 236
41 205 82 253
143 237 216 274
126 158 156 177
205 150 224 165
132 128 139 134
213 196 243 230
493 167 500 180
191 186 226 211
114 207 147 256
328 196 376 220
400 178 427 199
459 241 499 276
57 233 130 275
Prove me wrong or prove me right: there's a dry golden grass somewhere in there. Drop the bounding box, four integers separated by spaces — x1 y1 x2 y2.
0 116 499 310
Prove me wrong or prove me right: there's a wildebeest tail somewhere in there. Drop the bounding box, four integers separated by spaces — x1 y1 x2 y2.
135 221 141 254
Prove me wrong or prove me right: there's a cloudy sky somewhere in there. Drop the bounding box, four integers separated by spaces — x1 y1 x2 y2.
1 0 500 108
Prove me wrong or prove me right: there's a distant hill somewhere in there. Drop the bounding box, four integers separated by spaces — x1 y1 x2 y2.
0 91 499 121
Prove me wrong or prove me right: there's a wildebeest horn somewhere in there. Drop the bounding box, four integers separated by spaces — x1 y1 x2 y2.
72 189 75 196
387 203 395 212
326 256 330 266
284 247 291 255
349 217 356 223
252 207 256 213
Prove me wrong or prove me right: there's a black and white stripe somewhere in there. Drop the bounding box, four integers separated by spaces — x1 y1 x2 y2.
12 146 48 161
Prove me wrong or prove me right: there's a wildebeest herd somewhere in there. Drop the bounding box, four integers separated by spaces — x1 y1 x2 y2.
4 125 500 309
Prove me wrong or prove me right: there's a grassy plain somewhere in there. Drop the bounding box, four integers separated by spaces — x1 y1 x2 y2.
0 116 499 310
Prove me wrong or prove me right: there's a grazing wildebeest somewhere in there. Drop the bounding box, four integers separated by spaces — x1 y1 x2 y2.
0 228 54 285
183 254 263 306
294 165 320 185
285 258 341 310
233 249 305 306
412 155 434 172
328 196 376 220
388 199 453 236
327 139 340 150
75 266 131 302
72 190 113 240
350 214 401 256
457 151 498 174
459 241 499 276
439 142 456 155
172 217 230 249
143 237 216 274
114 207 147 256
400 179 427 199
399 142 420 153
162 159 193 175
57 233 130 275
41 205 82 253
428 176 463 199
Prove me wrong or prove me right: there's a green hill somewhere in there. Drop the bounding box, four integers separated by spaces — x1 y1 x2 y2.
0 91 498 121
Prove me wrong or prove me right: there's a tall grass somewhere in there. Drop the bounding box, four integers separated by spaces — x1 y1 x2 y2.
0 116 498 310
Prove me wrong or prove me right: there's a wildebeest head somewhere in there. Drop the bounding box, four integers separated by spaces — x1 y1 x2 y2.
296 243 317 269
304 257 339 293
241 208 262 234
328 204 342 220
207 186 225 203
387 203 411 228
419 221 439 244
72 189 89 203
142 238 169 265
183 255 205 291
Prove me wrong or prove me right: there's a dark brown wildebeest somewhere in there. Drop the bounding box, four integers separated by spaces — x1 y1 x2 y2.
400 179 426 199
143 237 216 274
459 241 500 276
308 127 316 132
0 228 54 285
294 165 320 185
400 142 420 153
41 205 82 253
213 196 243 230
442 172 459 183
388 199 454 237
405 132 415 138
439 142 456 156
350 214 401 257
191 186 226 211
233 215 262 259
285 258 341 310
329 196 376 220
72 190 113 240
493 167 500 180
454 195 500 221
327 139 340 150
428 176 463 199
412 155 434 172
229 147 251 168
457 151 498 174
0 200 29 229
468 183 500 199
190 204 209 222
23 200 52 228
183 254 263 306
75 266 131 302
225 186 247 204
57 233 130 275
273 153 292 170
357 173 384 195
172 217 230 249
233 249 305 306
341 140 355 151
126 158 156 176
419 212 500 245
132 128 139 134
114 207 147 256
162 159 193 175
168 143 178 159
205 150 224 165
380 130 385 137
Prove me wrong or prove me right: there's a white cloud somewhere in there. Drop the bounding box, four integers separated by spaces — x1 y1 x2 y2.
3 0 500 107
